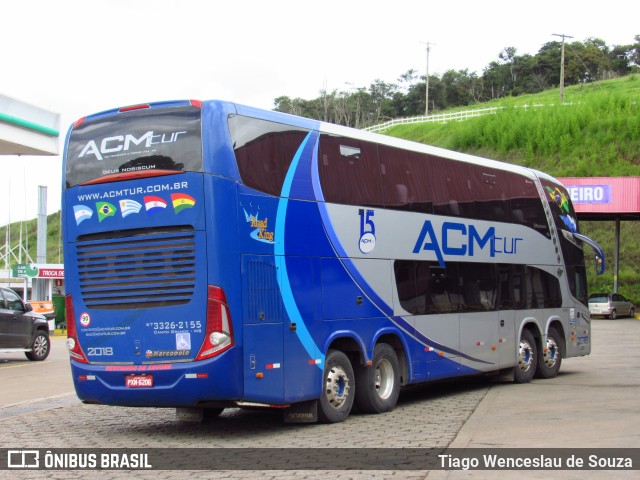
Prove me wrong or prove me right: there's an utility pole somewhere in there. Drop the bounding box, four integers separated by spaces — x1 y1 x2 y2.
553 33 573 103
420 41 434 116
33 185 47 300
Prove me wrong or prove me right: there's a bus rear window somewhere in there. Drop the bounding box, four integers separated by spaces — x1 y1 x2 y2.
65 106 202 188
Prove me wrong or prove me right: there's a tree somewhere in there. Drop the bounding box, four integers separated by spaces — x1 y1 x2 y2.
483 61 510 99
535 41 563 88
272 37 639 127
564 38 612 83
499 47 518 88
368 80 397 123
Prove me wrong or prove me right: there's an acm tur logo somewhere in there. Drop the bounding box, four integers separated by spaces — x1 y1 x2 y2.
413 219 523 268
79 130 187 161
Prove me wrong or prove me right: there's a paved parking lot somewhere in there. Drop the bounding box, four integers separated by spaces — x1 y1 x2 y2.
1 318 639 479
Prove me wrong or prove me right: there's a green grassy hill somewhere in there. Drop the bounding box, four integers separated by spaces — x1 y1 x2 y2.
1 211 63 267
2 75 639 303
384 74 640 304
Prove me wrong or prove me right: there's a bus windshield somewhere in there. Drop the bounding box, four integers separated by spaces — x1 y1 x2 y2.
65 105 202 188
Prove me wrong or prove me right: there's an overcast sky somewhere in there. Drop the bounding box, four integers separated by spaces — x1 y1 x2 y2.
1 0 638 228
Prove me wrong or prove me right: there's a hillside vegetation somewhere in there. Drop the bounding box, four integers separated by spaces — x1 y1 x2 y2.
2 76 639 303
384 74 640 304
1 211 63 268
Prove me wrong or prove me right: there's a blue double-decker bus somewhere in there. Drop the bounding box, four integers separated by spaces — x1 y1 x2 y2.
62 100 604 423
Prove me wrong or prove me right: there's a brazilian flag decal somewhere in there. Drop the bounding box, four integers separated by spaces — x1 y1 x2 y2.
96 202 117 222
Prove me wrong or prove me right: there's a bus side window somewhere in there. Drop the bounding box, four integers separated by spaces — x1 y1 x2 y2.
430 156 475 218
459 263 497 312
507 177 550 238
230 115 309 197
379 146 433 214
522 266 561 309
319 135 383 207
473 168 509 223
497 264 526 310
424 263 461 313
394 260 419 314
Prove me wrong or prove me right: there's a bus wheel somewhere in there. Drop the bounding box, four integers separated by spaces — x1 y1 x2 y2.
318 350 354 423
203 408 225 419
535 327 563 379
514 329 537 383
355 343 400 414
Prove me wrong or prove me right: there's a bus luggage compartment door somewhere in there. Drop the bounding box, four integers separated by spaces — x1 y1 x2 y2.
242 256 284 403
241 255 321 404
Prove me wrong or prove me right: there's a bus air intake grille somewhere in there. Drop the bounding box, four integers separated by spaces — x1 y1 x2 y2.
75 227 197 310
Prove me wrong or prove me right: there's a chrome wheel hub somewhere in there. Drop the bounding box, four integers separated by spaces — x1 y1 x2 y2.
374 358 395 400
543 336 559 369
518 339 534 373
325 365 350 409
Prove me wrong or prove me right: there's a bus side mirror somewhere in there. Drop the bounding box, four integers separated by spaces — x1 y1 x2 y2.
595 254 605 276
573 232 605 276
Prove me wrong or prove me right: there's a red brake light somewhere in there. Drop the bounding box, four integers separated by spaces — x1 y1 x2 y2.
196 286 234 361
118 104 151 113
73 117 86 128
189 100 202 109
65 294 88 363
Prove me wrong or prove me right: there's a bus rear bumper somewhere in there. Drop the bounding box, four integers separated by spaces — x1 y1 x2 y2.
70 353 242 407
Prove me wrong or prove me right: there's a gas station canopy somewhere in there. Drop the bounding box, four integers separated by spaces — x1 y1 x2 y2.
0 94 59 156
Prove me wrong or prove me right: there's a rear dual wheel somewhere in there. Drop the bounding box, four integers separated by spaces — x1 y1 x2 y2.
355 343 400 414
535 326 563 379
318 344 401 423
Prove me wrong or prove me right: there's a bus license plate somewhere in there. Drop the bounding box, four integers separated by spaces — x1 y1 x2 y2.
125 375 153 388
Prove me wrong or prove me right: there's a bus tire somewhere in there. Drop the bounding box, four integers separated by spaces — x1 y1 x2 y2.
318 350 355 423
25 331 50 361
535 326 563 379
355 343 400 414
514 329 537 383
203 408 225 419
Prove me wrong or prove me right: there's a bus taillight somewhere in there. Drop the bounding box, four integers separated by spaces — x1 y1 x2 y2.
195 286 234 361
118 104 151 112
65 294 88 363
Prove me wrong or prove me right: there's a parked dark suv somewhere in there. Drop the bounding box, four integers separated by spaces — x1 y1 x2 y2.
0 287 50 361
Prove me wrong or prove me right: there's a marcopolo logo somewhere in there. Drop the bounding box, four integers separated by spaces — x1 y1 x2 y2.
79 130 187 161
